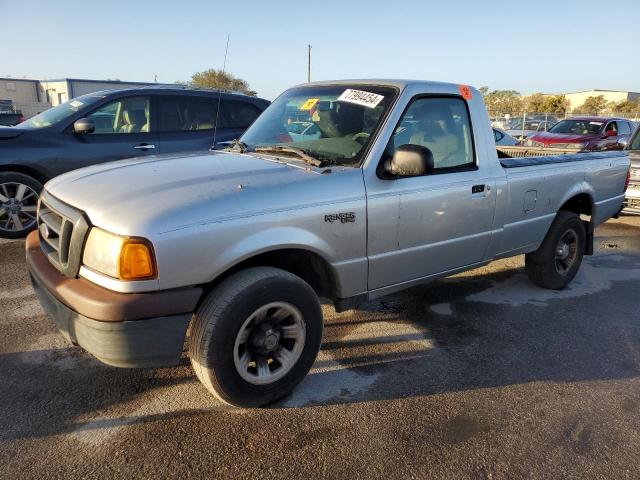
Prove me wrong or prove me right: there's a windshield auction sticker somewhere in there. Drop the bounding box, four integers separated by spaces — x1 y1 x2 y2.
337 89 384 109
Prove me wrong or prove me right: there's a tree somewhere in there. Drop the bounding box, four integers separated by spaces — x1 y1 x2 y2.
188 69 257 96
478 86 489 96
541 95 570 115
610 99 640 114
574 95 607 115
483 89 523 115
524 93 546 113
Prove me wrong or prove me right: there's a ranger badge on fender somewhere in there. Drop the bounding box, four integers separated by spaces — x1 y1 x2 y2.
324 212 356 224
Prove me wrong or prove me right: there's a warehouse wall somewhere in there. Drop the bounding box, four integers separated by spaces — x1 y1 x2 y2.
0 78 40 103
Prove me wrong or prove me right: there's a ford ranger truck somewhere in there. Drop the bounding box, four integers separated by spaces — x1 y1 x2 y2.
26 80 631 407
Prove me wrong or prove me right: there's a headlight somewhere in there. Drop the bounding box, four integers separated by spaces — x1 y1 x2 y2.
82 228 156 280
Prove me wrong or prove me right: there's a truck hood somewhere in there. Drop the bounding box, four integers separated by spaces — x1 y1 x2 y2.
528 131 598 145
45 151 326 236
0 126 26 139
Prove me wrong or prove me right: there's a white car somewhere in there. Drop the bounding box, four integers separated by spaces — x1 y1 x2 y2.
286 121 321 142
493 128 519 146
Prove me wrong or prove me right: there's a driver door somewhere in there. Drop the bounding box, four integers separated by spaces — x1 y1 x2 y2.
366 96 497 290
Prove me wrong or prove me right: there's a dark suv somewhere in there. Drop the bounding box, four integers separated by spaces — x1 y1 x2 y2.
0 86 269 237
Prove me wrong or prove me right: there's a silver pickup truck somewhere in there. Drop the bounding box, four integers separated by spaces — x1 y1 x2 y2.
27 80 631 407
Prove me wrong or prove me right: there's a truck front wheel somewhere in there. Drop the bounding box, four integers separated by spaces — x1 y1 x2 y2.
525 211 586 290
189 267 323 407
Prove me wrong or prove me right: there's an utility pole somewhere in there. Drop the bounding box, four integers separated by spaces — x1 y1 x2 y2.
307 44 312 83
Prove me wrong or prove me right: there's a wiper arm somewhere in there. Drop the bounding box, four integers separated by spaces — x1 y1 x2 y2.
223 139 248 153
254 146 324 167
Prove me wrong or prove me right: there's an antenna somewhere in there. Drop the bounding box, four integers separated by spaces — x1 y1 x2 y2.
212 34 230 150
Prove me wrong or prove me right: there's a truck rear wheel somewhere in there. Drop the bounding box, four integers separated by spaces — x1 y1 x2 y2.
189 267 323 407
525 211 585 290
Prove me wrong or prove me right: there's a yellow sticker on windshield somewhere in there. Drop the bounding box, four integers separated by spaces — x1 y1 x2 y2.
300 98 319 111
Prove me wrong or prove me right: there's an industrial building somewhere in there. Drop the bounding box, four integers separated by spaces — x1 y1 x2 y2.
561 89 640 112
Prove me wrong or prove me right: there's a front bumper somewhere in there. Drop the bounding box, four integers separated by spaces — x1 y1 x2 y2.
26 231 202 368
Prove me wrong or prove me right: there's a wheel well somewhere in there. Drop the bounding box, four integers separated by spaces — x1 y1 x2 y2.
0 165 47 186
559 193 593 218
203 249 338 302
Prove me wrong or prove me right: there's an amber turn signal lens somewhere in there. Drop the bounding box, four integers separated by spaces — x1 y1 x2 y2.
119 241 156 280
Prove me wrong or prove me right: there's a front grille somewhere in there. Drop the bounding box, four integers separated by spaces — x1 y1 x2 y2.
37 191 89 278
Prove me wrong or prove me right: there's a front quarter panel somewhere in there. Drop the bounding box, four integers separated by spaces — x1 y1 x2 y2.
151 168 368 298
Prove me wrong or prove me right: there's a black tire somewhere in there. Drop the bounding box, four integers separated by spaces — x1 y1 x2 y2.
525 211 585 290
0 172 42 239
189 267 323 407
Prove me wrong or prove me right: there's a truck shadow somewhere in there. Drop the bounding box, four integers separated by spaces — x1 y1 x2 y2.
282 250 640 407
2 250 640 441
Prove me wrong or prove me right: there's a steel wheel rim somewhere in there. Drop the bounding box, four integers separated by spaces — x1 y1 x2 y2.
233 301 306 385
555 228 578 275
0 182 38 233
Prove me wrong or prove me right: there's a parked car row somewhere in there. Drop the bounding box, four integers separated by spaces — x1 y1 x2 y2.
0 86 270 237
491 114 558 140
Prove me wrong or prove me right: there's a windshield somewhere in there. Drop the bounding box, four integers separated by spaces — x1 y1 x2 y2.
548 119 603 135
20 94 103 129
238 85 397 167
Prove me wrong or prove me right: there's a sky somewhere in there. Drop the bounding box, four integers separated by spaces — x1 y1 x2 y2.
2 0 639 100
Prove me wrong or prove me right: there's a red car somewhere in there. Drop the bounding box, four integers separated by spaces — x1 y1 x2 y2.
526 116 634 151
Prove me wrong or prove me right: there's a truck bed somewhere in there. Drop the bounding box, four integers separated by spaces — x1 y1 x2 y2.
498 149 625 169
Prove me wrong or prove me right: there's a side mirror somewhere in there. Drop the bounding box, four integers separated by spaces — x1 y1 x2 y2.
604 130 617 137
387 144 434 177
73 117 95 134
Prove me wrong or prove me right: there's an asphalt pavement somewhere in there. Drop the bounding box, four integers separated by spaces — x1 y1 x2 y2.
1 216 639 479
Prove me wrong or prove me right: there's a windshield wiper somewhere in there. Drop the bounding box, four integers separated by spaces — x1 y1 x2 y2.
254 146 325 167
223 139 248 153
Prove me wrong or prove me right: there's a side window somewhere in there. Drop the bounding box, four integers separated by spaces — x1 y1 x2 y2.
605 121 618 133
392 97 475 171
220 100 261 129
87 96 150 134
618 121 631 135
157 96 227 132
493 129 504 142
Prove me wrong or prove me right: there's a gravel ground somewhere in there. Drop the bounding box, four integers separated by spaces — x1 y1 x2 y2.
1 216 639 479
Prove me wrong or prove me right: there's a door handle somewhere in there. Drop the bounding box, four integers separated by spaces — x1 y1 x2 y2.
134 144 156 150
472 184 486 194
